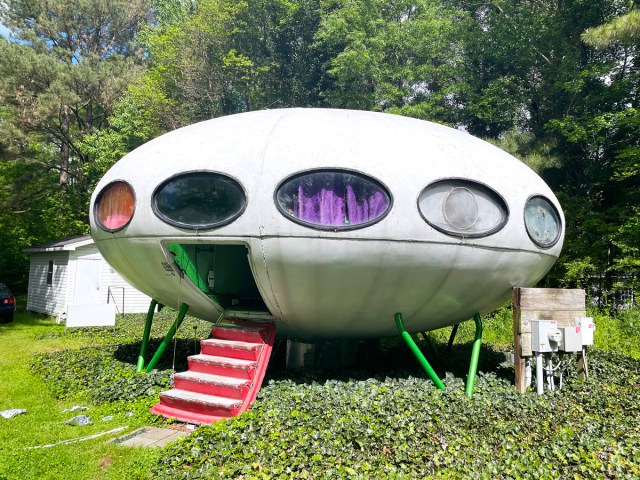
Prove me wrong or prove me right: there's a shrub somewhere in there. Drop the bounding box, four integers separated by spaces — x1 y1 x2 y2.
152 350 640 479
28 307 640 478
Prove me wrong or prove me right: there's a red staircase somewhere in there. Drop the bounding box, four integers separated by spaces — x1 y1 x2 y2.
150 320 276 424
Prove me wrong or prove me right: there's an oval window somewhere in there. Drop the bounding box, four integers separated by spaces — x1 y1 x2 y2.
276 169 391 229
418 179 508 238
524 196 561 248
153 172 246 229
95 181 135 232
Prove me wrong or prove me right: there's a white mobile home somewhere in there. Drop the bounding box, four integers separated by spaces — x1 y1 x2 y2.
24 235 152 322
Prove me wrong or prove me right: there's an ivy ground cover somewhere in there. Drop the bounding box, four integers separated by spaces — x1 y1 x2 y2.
152 350 640 479
9 308 640 479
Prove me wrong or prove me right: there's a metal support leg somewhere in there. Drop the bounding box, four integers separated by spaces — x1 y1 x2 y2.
137 299 158 373
144 303 189 372
446 323 460 352
395 313 445 391
465 313 483 398
536 353 544 395
547 354 555 391
421 332 439 356
525 358 532 387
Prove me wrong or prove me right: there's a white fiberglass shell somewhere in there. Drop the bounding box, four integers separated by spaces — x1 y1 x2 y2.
90 108 564 340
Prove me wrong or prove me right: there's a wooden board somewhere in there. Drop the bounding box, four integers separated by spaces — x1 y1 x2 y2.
516 288 585 311
512 287 586 393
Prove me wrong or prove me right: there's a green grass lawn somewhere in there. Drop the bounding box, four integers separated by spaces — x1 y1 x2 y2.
1 302 639 479
0 310 167 480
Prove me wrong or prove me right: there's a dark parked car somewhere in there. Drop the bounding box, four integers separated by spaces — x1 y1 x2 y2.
0 283 16 323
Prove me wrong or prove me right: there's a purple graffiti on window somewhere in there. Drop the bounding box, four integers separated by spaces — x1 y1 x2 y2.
289 172 390 227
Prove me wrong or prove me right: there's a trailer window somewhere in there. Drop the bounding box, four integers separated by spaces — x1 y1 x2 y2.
418 179 508 238
276 169 391 230
524 195 561 248
153 172 246 230
95 181 135 232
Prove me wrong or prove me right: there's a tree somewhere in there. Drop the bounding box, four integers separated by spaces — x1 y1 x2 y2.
234 0 328 108
0 0 150 202
136 0 260 124
135 0 327 128
79 77 178 191
582 9 640 47
0 0 151 289
579 6 640 277
315 0 469 124
452 0 639 307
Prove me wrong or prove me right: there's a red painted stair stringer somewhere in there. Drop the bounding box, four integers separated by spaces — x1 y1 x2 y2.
150 319 276 424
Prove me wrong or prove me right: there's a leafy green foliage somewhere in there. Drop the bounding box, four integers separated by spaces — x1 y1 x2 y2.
30 310 212 404
592 307 640 358
135 0 328 126
152 349 640 479
78 78 178 191
582 9 640 47
24 307 640 479
316 0 468 123
31 345 171 403
0 0 151 291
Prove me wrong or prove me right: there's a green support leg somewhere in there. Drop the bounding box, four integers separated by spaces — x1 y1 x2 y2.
421 332 439 356
137 299 158 373
446 323 460 352
465 313 483 398
395 313 445 391
144 303 189 373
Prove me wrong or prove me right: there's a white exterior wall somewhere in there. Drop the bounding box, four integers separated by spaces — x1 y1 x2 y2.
68 245 102 306
27 242 153 317
100 260 153 314
26 252 70 317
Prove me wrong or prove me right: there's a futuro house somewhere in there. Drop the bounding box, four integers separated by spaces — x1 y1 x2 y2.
90 108 564 341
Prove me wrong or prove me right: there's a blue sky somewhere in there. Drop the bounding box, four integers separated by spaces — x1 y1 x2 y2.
0 22 10 39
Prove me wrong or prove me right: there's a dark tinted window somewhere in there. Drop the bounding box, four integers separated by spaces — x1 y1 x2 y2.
418 179 508 238
47 260 54 286
276 170 391 229
0 283 11 295
153 172 246 229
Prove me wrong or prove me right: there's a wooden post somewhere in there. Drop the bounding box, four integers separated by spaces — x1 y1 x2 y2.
577 349 588 380
513 288 526 393
512 287 586 393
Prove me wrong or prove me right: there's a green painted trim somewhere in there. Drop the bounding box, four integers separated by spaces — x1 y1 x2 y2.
136 299 158 373
167 243 226 307
465 313 483 398
395 313 445 391
144 303 189 372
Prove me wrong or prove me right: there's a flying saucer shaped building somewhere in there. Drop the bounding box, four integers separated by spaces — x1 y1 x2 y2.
90 108 564 340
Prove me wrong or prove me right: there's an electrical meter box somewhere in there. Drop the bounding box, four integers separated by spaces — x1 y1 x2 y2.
578 317 595 346
560 326 583 352
531 320 561 353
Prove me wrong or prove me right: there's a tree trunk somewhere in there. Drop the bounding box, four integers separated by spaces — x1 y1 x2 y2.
60 105 70 189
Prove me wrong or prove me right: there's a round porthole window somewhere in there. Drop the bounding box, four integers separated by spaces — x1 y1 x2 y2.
443 187 479 230
418 179 508 238
153 171 246 229
95 181 136 232
524 196 561 248
276 169 391 230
